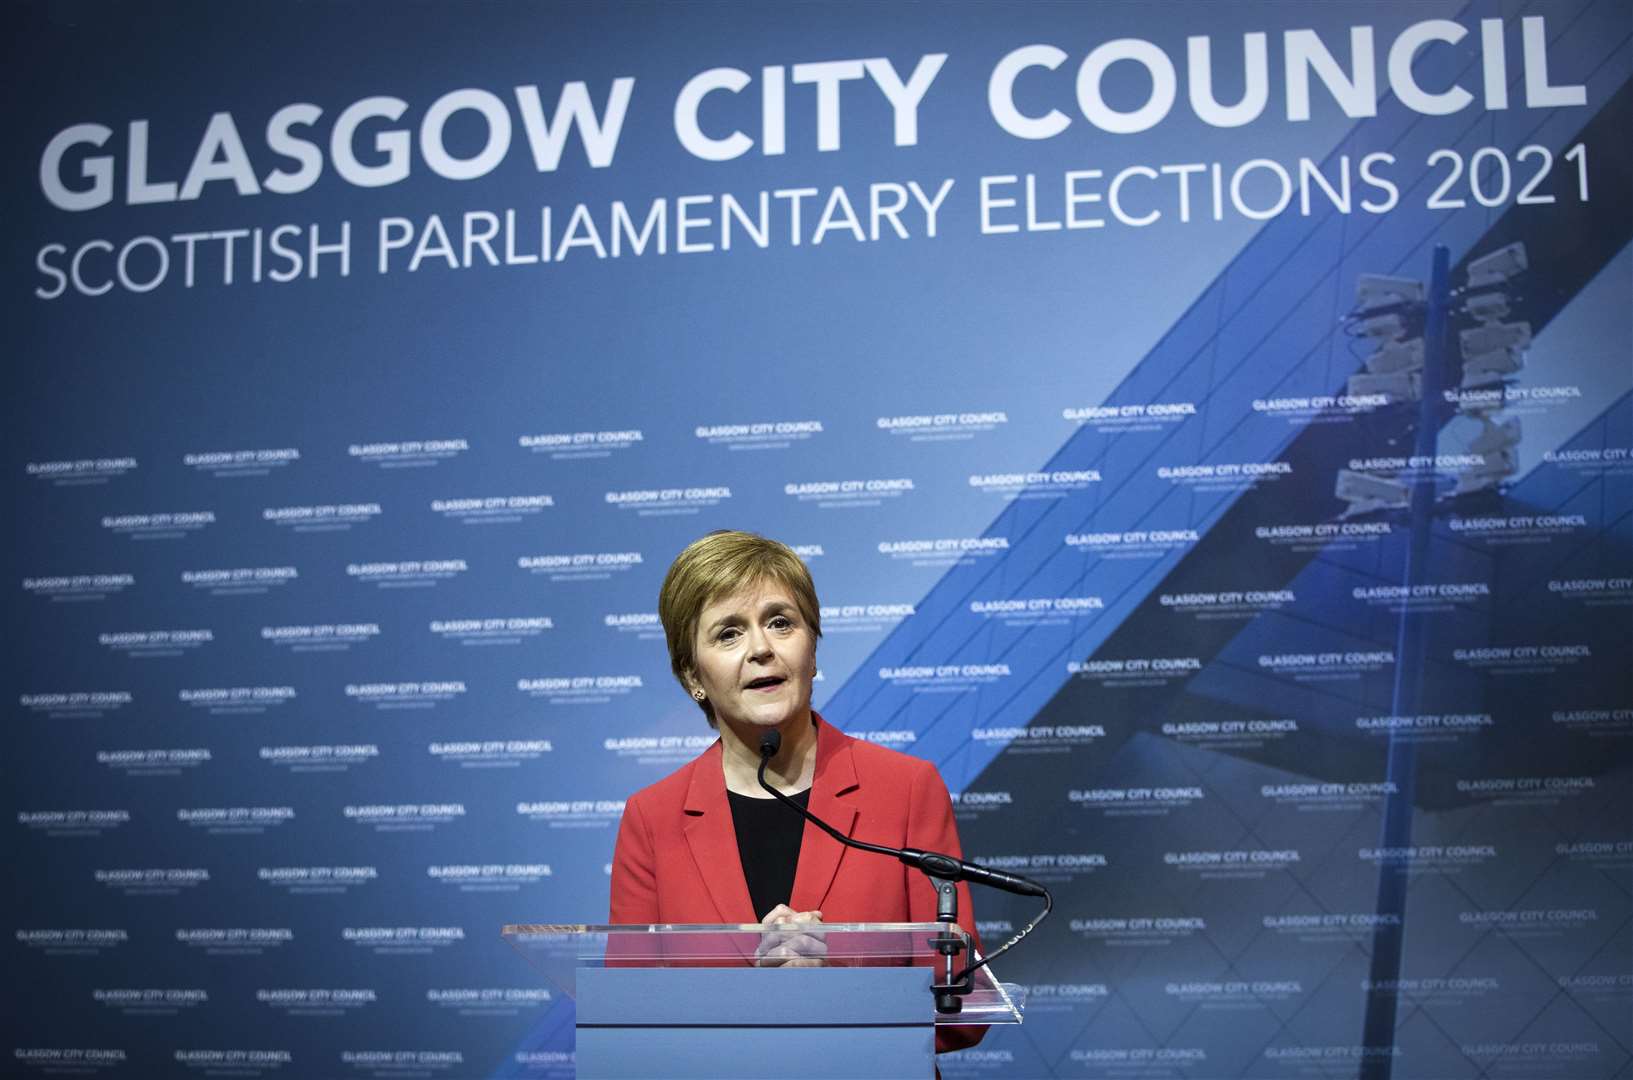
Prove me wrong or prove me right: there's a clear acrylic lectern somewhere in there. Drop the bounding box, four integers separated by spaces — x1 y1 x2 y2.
502 922 1025 1080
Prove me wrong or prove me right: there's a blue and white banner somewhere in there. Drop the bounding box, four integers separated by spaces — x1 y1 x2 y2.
6 1 1630 1077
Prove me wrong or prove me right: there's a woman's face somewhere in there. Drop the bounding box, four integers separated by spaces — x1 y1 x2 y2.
687 578 817 736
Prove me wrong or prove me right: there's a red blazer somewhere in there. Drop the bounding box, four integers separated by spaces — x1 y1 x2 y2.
609 714 985 1051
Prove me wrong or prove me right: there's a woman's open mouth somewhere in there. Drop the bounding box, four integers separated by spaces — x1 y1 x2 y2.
744 676 785 692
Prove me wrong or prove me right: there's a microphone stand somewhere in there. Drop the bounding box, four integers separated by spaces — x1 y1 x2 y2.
756 730 1051 1014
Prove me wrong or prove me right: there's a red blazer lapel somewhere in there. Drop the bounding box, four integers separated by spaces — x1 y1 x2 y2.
790 717 860 913
681 742 756 923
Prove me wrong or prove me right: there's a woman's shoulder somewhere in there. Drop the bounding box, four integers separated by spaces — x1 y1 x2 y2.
624 738 720 811
823 721 939 782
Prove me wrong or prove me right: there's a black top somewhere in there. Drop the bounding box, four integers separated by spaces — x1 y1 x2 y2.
727 788 810 921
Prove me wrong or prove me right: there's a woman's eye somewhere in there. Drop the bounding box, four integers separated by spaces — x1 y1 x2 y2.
716 627 741 643
769 616 792 630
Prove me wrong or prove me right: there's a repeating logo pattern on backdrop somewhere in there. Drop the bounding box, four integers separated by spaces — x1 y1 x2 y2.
8 3 1631 1078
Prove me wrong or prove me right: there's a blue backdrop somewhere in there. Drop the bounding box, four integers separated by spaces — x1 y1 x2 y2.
6 1 1630 1077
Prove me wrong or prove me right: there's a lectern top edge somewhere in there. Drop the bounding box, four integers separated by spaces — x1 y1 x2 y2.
501 920 964 935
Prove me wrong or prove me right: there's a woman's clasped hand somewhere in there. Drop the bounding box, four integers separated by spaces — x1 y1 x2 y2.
753 904 827 967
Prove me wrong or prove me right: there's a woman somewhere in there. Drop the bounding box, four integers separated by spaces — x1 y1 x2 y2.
608 530 984 1052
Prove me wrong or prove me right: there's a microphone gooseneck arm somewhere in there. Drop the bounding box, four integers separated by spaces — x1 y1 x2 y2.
756 730 900 859
755 730 1049 898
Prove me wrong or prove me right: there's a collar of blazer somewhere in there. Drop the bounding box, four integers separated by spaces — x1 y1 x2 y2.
681 713 862 921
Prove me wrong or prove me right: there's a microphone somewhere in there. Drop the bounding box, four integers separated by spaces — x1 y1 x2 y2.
897 849 1050 900
756 725 1054 1010
755 729 1047 899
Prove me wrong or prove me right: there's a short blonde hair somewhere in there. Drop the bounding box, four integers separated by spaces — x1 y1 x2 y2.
658 531 822 725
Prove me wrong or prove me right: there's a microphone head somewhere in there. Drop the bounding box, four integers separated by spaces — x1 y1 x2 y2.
758 730 782 758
